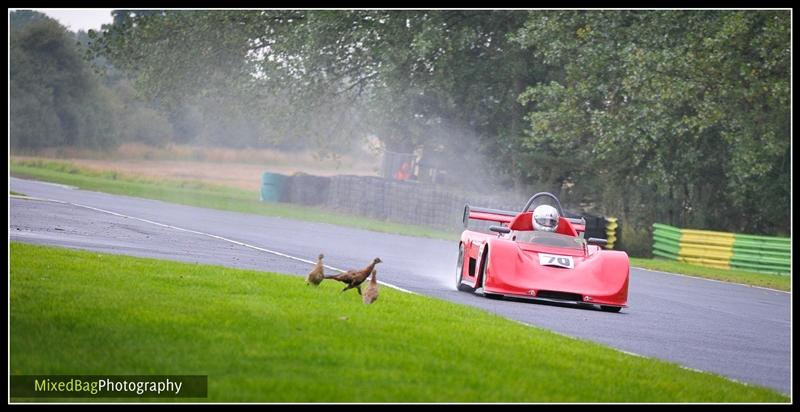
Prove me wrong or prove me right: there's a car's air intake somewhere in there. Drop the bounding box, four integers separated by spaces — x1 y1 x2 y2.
536 290 583 302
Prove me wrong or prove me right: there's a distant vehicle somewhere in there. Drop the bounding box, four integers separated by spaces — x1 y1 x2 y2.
456 192 629 312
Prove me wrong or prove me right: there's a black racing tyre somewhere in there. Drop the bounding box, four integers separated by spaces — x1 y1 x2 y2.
600 305 622 313
456 243 472 292
479 248 503 300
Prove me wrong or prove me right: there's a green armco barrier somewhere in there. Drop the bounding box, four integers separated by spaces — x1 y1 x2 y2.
653 223 681 234
652 223 790 275
652 236 680 256
732 233 789 275
653 249 679 260
260 172 287 202
653 223 682 241
652 224 681 258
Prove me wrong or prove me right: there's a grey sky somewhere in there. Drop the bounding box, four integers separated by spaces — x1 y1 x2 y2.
31 8 114 32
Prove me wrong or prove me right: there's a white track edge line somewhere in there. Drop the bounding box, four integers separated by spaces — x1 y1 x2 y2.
11 195 786 295
632 266 791 294
10 195 417 295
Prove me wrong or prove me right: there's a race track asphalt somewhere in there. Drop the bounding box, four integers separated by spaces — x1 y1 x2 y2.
9 177 792 394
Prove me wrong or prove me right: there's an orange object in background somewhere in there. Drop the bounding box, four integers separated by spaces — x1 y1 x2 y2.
394 161 411 181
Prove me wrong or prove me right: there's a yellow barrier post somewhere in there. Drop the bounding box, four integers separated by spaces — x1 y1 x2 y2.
605 217 618 249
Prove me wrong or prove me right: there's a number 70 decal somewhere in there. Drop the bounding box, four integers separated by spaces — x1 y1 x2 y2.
538 253 574 269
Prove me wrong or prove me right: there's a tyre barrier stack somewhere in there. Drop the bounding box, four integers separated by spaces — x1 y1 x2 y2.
260 172 288 202
265 173 531 230
261 171 629 243
652 223 790 275
604 217 618 249
284 173 331 206
580 214 607 242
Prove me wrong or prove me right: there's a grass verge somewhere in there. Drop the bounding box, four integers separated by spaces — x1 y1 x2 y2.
10 158 455 241
630 258 790 292
10 243 788 402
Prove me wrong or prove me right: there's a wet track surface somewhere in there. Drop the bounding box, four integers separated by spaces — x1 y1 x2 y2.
9 177 792 394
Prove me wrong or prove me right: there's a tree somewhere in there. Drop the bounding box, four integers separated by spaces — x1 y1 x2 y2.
10 11 120 151
9 9 52 28
512 10 790 236
88 10 790 242
89 10 550 181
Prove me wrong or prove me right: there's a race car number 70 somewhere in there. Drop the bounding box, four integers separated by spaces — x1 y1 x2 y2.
538 253 574 269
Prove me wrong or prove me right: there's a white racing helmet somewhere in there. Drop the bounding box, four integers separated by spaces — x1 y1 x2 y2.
532 204 559 232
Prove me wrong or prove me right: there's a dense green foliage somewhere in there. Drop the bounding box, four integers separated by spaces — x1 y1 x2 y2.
10 10 789 243
10 13 119 151
9 9 51 28
86 10 790 241
512 11 790 238
10 243 789 402
9 10 178 151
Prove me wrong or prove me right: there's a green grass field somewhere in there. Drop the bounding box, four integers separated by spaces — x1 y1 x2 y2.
10 243 788 402
11 158 789 292
630 258 790 292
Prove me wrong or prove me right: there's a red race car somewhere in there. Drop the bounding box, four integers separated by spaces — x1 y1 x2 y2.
456 192 629 312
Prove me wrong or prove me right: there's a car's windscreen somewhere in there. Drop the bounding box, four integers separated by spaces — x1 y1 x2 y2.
515 231 585 250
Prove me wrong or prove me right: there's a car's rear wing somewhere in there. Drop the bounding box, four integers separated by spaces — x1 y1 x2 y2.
462 205 517 227
463 204 587 234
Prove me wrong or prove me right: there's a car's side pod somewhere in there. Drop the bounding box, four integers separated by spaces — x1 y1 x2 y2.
587 238 608 247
